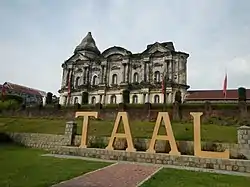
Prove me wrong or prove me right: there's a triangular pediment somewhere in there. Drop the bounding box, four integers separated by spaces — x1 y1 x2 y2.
142 42 169 54
66 53 90 62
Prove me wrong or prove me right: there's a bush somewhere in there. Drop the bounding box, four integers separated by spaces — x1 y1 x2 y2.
46 92 53 104
0 100 20 110
0 94 23 104
175 90 182 103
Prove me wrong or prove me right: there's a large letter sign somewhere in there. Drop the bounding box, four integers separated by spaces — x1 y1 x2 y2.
75 111 98 148
191 112 229 159
146 112 180 155
106 112 136 152
75 111 231 159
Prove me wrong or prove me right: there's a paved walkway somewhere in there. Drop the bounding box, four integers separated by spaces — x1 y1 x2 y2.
52 162 161 187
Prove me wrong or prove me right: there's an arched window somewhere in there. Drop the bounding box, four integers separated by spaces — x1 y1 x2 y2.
110 95 116 104
75 77 80 87
74 97 79 104
93 75 98 85
154 95 160 103
154 71 160 82
91 96 96 104
132 95 138 104
133 72 139 83
112 74 117 84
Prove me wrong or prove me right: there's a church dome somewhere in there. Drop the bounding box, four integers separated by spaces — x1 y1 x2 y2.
74 32 100 55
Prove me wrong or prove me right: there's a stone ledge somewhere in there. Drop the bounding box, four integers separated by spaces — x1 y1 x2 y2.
52 146 250 173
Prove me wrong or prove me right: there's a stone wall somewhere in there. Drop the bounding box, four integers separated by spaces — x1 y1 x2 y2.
1 102 250 122
53 146 250 173
6 133 71 150
4 121 250 173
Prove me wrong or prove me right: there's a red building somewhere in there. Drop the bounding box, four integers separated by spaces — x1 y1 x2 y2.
185 89 250 103
0 82 46 105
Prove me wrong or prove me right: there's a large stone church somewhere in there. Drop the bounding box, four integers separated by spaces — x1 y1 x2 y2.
58 32 189 105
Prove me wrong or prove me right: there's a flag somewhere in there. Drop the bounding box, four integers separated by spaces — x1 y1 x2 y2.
161 74 165 94
223 73 227 98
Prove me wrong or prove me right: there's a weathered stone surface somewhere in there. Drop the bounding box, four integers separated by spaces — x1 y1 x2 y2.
52 146 250 174
237 125 250 159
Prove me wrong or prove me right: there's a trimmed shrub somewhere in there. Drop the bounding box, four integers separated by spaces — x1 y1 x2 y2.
175 90 182 103
238 87 246 101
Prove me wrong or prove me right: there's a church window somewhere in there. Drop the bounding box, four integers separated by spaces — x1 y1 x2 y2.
112 74 117 84
91 96 96 104
74 97 79 104
133 72 139 83
110 95 116 104
93 75 98 85
154 95 160 103
132 95 138 103
75 77 80 87
154 71 160 82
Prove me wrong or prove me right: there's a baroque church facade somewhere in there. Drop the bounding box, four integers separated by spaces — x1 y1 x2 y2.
58 32 189 105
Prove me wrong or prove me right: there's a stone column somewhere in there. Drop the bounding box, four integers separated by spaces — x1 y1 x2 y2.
87 67 90 84
123 64 126 82
143 62 147 82
65 121 77 146
169 60 172 80
61 68 66 87
101 65 105 84
237 126 250 159
238 126 250 145
83 67 87 84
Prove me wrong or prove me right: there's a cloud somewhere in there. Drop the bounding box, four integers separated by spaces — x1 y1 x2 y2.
0 0 250 95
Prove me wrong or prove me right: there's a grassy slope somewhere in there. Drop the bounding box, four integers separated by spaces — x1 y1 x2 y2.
0 117 237 142
142 168 250 187
0 143 110 187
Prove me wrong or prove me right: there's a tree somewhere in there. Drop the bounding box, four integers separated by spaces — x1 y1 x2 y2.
46 92 53 104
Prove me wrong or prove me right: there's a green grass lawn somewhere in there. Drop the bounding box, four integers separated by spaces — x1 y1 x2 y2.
0 143 110 187
141 168 250 187
0 117 237 143
1 143 249 187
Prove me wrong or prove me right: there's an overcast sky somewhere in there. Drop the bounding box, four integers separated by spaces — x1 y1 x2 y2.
0 0 250 95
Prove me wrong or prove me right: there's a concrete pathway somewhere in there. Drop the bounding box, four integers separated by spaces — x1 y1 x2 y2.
44 154 250 178
51 162 161 187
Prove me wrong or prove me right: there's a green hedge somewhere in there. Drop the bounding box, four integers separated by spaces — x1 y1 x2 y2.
238 87 246 101
0 100 20 110
103 104 118 109
151 103 173 109
179 103 204 109
0 94 23 104
211 103 238 109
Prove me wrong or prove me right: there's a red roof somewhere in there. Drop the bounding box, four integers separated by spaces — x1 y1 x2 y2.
186 89 250 100
2 82 46 97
